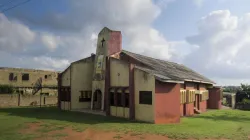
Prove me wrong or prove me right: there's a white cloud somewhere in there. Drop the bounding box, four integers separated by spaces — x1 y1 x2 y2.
33 56 70 69
0 13 97 70
0 0 177 71
41 33 60 51
0 50 70 71
0 13 35 53
185 10 250 85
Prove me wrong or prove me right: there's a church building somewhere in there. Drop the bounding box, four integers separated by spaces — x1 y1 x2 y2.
58 27 222 124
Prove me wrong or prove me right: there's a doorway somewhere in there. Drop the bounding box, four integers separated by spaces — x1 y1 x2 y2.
93 90 102 110
194 94 200 110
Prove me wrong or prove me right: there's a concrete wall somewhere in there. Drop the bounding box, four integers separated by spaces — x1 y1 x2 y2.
61 67 70 87
0 68 58 87
109 59 130 118
134 68 155 123
155 81 180 124
0 94 57 107
110 58 129 87
71 59 94 110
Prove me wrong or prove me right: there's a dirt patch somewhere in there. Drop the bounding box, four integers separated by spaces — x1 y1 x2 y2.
19 122 228 140
19 122 42 134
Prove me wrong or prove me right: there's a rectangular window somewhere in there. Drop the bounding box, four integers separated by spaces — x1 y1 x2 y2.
117 93 122 107
22 73 29 81
60 88 71 102
139 91 152 105
110 92 115 106
79 91 91 102
45 74 52 80
125 93 129 108
9 73 17 81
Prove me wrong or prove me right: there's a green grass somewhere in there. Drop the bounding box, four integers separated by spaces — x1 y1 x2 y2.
0 107 250 140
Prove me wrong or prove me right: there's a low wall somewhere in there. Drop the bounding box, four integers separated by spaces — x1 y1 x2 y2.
0 94 57 107
235 104 250 110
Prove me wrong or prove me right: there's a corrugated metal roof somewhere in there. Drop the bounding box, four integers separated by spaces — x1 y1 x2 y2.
122 50 215 84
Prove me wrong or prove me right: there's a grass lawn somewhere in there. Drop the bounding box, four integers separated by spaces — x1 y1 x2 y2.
0 107 250 140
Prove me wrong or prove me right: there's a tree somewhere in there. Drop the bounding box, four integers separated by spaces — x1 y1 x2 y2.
240 84 250 92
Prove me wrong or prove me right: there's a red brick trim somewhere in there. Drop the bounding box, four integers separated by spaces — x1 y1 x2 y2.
129 64 135 120
105 57 111 116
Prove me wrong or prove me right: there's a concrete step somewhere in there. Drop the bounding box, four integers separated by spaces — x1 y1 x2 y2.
194 107 201 114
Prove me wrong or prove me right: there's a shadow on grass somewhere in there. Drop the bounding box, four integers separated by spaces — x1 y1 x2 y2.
0 107 143 125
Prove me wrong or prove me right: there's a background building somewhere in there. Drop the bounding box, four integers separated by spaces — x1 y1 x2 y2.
0 67 59 95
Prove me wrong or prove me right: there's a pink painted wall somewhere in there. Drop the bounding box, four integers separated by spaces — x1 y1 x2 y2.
199 100 207 112
155 81 180 124
208 87 222 109
108 31 122 56
180 104 184 116
185 103 194 116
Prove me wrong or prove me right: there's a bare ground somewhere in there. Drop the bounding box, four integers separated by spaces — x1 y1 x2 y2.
19 122 229 140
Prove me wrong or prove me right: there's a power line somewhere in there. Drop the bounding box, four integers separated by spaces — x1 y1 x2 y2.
1 0 32 13
0 0 16 9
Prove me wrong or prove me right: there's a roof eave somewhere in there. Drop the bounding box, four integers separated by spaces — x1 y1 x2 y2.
184 79 215 85
156 78 185 84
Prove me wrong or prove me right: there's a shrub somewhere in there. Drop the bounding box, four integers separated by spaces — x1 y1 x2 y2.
241 98 250 104
0 85 14 94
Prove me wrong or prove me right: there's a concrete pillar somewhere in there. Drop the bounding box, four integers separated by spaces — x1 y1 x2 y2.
101 92 105 111
208 87 222 109
91 91 94 110
231 93 236 109
180 104 184 116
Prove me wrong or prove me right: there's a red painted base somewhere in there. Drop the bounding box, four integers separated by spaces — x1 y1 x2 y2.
184 103 194 116
199 100 207 112
180 104 184 116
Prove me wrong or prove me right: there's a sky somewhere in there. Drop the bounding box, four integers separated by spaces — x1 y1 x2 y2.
1 0 250 86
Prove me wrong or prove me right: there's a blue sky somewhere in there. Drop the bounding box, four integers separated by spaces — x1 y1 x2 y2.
154 0 250 40
1 0 250 86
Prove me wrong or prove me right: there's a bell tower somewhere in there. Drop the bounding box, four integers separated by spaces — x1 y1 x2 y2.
91 27 122 111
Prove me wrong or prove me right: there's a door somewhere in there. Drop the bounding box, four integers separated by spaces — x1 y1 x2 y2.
195 94 200 109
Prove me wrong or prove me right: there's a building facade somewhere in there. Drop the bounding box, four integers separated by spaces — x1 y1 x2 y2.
58 27 222 124
0 67 59 95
